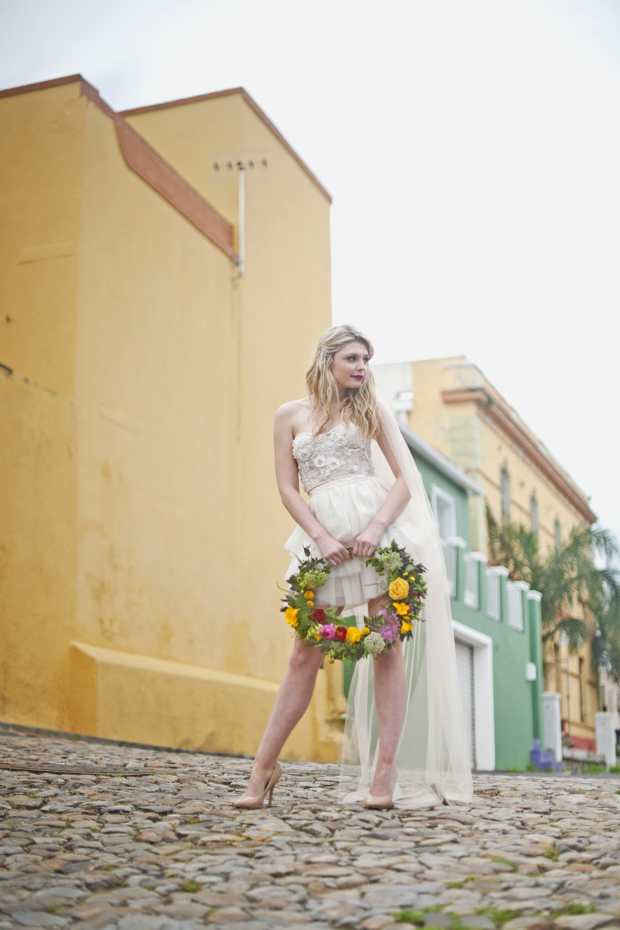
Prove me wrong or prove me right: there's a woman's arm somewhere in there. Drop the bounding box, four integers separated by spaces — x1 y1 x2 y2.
274 405 352 566
352 422 411 558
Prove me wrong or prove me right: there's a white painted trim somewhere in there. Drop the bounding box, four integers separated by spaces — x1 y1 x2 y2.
527 591 543 602
452 620 496 771
487 565 510 577
400 424 484 496
431 484 457 538
468 551 488 563
447 536 467 549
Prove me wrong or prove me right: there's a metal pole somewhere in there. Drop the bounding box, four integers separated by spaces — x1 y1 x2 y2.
237 164 245 278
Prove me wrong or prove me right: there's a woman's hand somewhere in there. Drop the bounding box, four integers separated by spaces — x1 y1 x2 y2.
316 533 352 567
353 522 385 559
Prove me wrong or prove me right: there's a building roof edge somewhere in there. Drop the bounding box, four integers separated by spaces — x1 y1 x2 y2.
400 424 483 496
0 74 237 261
120 86 332 204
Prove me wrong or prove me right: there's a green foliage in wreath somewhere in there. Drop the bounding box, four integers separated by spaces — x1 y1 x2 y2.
282 540 427 663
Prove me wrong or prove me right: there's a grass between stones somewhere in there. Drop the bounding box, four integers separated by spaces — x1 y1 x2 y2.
477 908 522 924
179 880 202 893
549 904 598 919
394 903 601 927
491 857 517 869
447 876 477 888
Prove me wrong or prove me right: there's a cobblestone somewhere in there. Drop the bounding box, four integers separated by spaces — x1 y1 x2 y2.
1 727 620 929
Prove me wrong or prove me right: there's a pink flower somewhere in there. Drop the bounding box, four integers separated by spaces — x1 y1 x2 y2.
322 624 336 639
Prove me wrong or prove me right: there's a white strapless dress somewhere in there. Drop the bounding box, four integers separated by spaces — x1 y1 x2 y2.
284 423 419 608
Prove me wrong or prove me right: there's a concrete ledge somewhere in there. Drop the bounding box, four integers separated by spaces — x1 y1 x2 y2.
68 641 340 762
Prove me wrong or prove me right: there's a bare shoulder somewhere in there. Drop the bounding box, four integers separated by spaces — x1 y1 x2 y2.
275 398 311 428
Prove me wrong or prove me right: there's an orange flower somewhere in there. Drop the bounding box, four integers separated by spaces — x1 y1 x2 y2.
393 602 410 616
285 607 299 628
304 591 314 600
401 622 413 634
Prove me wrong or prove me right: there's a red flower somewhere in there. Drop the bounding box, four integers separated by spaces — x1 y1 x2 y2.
310 609 326 622
335 626 347 641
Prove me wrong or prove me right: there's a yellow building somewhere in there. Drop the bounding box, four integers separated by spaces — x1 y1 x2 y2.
375 356 599 751
0 74 340 760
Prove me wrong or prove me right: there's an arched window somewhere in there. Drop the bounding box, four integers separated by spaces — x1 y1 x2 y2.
501 468 511 520
530 494 538 537
554 517 562 552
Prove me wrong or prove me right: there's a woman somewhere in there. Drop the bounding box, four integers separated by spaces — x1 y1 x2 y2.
234 326 472 810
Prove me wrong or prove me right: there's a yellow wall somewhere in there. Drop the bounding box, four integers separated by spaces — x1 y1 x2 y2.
0 82 84 397
0 370 76 729
0 79 337 760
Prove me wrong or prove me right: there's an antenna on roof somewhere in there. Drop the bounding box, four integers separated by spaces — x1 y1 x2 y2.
212 150 269 278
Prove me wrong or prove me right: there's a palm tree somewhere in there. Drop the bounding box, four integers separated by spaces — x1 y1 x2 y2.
486 509 620 684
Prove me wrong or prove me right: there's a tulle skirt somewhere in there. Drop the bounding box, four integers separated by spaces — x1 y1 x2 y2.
284 474 420 608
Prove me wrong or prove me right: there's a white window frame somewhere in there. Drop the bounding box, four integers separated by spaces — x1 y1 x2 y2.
464 552 488 610
431 484 457 539
507 580 530 631
486 565 508 621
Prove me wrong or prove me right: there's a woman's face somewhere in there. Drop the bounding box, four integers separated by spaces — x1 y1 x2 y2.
331 340 370 392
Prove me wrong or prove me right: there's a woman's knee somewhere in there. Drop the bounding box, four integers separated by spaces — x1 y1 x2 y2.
288 642 324 674
374 641 403 670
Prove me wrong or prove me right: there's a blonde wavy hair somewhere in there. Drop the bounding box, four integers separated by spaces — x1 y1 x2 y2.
305 325 380 439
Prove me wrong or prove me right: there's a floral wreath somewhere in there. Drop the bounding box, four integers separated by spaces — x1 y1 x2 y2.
282 540 427 662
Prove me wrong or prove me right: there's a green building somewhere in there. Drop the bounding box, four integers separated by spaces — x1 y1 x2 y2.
345 424 544 772
404 424 543 771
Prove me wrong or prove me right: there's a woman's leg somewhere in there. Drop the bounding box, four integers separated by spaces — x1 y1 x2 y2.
367 593 407 797
239 637 325 798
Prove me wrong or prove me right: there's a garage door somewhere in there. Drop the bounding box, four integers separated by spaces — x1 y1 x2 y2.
455 639 475 769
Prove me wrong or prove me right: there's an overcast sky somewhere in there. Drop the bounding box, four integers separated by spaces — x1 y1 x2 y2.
2 0 619 544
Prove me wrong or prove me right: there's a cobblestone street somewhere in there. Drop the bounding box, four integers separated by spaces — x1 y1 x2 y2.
1 725 620 930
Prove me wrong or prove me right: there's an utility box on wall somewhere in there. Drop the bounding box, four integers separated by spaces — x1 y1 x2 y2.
595 712 617 768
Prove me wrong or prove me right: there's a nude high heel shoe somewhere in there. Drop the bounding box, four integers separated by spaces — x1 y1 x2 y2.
363 790 394 809
364 765 397 809
233 762 282 810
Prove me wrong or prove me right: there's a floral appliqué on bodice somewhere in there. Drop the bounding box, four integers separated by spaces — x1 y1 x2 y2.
292 422 374 493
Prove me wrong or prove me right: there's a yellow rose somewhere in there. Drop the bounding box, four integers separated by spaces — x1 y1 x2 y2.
346 627 362 643
388 577 410 600
401 622 413 634
285 607 299 628
394 602 410 616
361 627 370 636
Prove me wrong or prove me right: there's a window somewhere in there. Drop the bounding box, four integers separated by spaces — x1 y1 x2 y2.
501 468 511 520
486 570 501 621
431 485 456 539
506 580 524 630
530 495 538 536
464 554 479 609
442 540 457 597
554 517 562 552
579 657 585 722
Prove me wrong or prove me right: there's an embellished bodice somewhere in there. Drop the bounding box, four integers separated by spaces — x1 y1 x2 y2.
292 422 374 493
